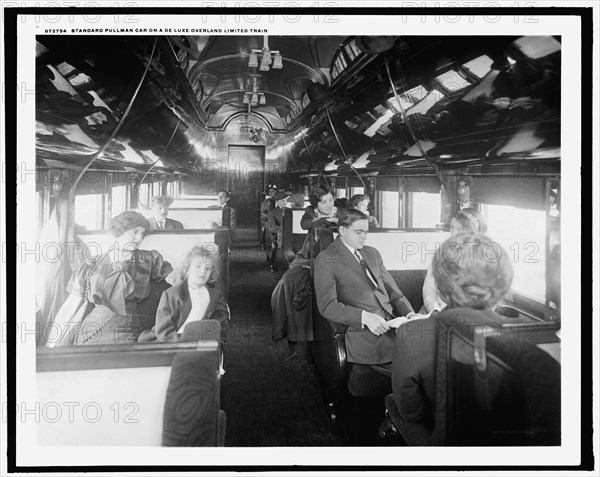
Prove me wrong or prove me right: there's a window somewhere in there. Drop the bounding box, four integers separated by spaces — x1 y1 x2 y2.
349 187 364 197
111 185 128 218
513 36 561 59
435 70 471 93
462 55 494 79
301 92 310 109
407 90 446 116
404 85 428 102
410 192 440 228
152 181 163 197
483 204 546 302
139 182 151 207
344 41 358 61
75 194 104 230
378 190 400 228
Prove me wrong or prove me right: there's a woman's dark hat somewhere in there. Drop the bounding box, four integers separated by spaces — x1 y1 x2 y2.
274 191 291 201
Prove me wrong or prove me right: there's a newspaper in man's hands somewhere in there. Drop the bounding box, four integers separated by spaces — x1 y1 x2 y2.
387 311 433 328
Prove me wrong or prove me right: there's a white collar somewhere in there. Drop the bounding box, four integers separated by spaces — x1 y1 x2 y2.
340 239 361 261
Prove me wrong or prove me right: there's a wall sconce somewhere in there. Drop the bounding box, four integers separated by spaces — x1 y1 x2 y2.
248 51 259 68
367 176 376 194
457 180 470 204
51 176 63 198
126 172 139 191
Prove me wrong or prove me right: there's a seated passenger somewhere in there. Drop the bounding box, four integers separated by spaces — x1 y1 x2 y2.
271 186 338 359
421 207 487 314
139 245 229 343
50 211 173 346
210 190 237 231
148 195 184 230
267 191 291 272
350 194 380 230
291 185 339 264
392 232 521 430
314 209 416 376
300 185 338 231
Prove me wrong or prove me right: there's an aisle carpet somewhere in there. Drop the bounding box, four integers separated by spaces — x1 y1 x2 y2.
221 243 389 447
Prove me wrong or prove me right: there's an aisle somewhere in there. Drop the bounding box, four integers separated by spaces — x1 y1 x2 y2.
221 243 343 446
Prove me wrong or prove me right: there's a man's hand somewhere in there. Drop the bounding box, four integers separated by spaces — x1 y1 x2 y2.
362 311 391 336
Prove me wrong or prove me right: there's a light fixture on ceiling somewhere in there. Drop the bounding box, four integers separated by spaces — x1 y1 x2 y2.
248 51 259 68
244 75 268 106
249 35 283 71
272 52 283 69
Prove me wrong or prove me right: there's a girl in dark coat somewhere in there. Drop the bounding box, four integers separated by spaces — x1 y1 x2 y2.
139 244 229 343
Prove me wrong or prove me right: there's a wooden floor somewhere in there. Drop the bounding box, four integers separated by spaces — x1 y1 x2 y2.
221 241 392 447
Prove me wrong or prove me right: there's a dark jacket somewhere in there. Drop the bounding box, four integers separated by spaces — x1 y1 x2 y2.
314 237 414 364
261 197 275 226
267 206 284 241
148 217 184 230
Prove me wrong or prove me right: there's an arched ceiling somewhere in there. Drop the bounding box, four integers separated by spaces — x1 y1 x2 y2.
174 35 346 130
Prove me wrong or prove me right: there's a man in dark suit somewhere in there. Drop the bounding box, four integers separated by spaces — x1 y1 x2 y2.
314 208 415 375
148 196 184 230
267 190 290 272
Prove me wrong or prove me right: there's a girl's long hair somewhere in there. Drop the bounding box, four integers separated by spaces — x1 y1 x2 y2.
173 244 220 286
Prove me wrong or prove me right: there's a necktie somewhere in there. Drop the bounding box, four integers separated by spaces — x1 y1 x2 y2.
355 250 378 289
158 221 164 229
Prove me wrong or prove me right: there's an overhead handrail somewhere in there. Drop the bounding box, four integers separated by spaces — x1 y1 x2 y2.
325 105 366 190
384 57 445 186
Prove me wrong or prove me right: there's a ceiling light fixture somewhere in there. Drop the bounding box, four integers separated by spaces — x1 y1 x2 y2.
243 74 268 106
249 35 283 71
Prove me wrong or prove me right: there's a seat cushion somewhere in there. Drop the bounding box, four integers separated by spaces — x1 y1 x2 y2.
347 363 392 397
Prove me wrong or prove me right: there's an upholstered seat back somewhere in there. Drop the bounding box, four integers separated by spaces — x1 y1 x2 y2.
280 208 308 266
167 207 227 229
37 336 223 446
171 198 218 209
386 313 561 446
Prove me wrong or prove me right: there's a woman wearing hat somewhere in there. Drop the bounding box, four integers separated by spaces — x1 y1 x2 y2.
148 195 183 230
260 185 278 249
267 190 291 272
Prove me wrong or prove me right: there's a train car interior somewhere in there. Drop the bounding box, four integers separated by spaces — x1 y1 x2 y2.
32 32 562 449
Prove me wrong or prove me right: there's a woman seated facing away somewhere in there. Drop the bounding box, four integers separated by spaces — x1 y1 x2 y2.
421 207 486 314
287 192 306 209
50 211 173 346
139 244 229 343
391 233 523 440
349 194 380 229
271 185 338 359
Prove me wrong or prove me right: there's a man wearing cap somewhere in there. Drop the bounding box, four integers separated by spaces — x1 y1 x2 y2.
148 196 184 230
267 190 290 272
260 185 278 250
